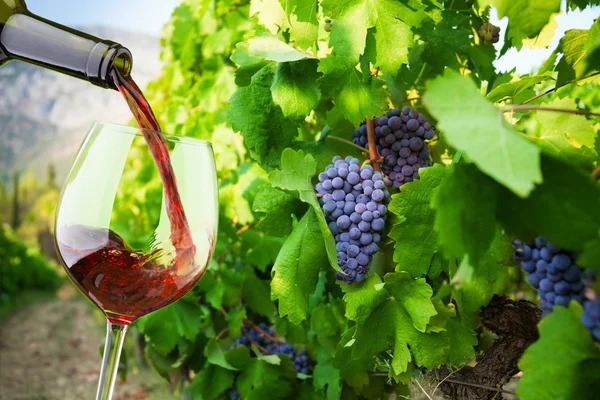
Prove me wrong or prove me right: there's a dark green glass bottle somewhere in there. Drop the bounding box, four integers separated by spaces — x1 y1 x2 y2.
0 0 132 89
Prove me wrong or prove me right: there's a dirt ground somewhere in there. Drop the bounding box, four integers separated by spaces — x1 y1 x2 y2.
0 287 171 400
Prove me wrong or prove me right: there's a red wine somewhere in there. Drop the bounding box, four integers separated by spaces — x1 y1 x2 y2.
56 69 201 324
57 225 202 324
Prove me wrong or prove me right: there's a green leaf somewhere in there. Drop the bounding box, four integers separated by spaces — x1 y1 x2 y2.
228 64 297 170
243 272 274 317
578 233 600 272
190 364 235 400
250 0 289 34
432 163 498 263
443 315 478 366
311 299 347 349
584 18 600 74
269 149 340 271
271 209 328 324
271 60 321 120
556 29 589 86
253 184 306 237
424 69 542 197
528 98 597 170
137 299 203 356
388 164 448 277
492 0 560 39
486 75 551 103
320 67 389 126
230 42 270 87
226 308 247 338
206 339 237 371
237 359 296 399
248 34 315 62
285 0 319 50
241 231 286 271
345 273 445 374
497 155 600 252
333 327 374 390
518 305 600 400
313 358 342 400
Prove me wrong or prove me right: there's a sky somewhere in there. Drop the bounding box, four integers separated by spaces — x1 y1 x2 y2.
26 0 599 73
27 0 181 36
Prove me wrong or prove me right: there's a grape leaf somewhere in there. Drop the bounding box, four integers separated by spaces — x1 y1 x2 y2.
518 305 600 399
190 364 235 400
226 308 247 338
206 339 237 371
424 69 542 197
230 42 271 87
228 64 298 170
344 273 445 374
248 34 315 62
242 271 275 317
584 18 600 74
311 300 347 349
253 185 306 237
237 358 296 400
529 97 598 170
492 0 560 39
497 155 600 252
271 209 328 324
486 75 550 103
269 149 340 271
333 327 374 390
250 0 289 34
432 163 498 263
313 358 342 400
451 231 512 318
521 12 559 49
240 231 285 271
443 315 478 366
388 164 448 277
271 60 321 120
284 0 319 51
137 298 203 356
578 233 600 272
556 29 589 87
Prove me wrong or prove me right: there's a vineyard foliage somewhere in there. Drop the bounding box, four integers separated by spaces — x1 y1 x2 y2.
126 0 600 398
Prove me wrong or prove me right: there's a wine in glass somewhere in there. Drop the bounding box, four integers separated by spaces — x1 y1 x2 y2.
54 122 217 399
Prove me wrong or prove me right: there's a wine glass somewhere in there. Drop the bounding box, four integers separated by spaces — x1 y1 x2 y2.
54 122 218 400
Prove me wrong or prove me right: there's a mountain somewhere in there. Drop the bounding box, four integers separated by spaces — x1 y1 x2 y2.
0 26 162 186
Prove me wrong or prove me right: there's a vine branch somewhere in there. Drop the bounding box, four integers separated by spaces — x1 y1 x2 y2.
243 319 284 344
443 379 516 396
366 119 382 172
242 331 271 354
520 71 600 105
500 105 600 117
593 165 600 181
326 136 369 153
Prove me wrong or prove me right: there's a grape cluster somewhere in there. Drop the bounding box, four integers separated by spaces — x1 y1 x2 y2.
513 237 589 312
477 23 500 44
352 107 434 189
315 156 390 284
232 324 311 374
582 298 600 342
228 386 241 400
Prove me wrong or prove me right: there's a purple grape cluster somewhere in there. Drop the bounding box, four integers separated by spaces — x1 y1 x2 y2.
315 156 390 284
582 298 600 342
513 237 590 312
352 106 434 189
232 324 311 374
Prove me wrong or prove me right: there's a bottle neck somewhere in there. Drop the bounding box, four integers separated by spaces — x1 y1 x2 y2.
0 11 132 89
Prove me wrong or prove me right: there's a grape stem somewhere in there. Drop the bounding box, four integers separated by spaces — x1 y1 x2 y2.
593 165 600 181
520 71 600 105
500 105 600 117
242 331 272 354
215 327 229 340
326 136 369 153
366 119 382 172
243 319 284 344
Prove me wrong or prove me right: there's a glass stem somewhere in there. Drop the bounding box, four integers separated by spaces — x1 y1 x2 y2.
96 321 129 400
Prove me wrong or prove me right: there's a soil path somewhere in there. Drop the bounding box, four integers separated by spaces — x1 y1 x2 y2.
0 288 170 400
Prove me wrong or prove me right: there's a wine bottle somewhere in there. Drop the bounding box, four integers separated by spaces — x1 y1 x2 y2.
0 0 132 89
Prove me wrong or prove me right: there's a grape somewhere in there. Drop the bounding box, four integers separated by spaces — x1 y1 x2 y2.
316 156 389 284
352 106 435 189
477 23 501 44
513 237 595 319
